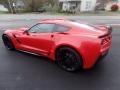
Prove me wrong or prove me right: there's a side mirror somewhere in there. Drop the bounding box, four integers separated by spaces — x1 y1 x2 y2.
23 30 29 35
106 25 113 33
106 25 112 30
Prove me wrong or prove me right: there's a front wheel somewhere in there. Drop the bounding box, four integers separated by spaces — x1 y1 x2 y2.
2 34 15 50
56 47 82 72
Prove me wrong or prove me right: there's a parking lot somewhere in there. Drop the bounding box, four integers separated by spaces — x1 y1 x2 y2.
0 17 120 90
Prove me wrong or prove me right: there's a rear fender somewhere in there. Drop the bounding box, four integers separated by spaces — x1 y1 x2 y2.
80 41 101 69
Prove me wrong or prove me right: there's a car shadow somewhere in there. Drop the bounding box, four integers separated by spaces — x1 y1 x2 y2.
16 49 107 75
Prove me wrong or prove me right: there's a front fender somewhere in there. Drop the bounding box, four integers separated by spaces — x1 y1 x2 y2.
3 31 18 49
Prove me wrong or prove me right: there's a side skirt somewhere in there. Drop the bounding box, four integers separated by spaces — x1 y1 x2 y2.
18 49 45 57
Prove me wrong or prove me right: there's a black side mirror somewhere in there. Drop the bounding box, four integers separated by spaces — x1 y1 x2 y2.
23 30 29 35
106 25 113 31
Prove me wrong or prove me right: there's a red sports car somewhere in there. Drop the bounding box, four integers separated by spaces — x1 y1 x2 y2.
2 19 112 72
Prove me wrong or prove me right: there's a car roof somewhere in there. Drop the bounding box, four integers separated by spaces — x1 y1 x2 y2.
38 19 88 28
38 19 101 32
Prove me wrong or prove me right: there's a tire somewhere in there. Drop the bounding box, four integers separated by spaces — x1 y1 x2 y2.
2 34 15 50
56 47 82 72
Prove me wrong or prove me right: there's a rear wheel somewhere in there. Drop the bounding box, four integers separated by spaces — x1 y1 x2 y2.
2 34 15 50
56 47 82 72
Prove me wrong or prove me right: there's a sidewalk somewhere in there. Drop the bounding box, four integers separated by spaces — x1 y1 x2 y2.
0 13 120 21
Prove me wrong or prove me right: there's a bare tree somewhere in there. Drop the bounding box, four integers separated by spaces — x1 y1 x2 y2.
24 0 45 12
0 0 59 12
0 0 15 13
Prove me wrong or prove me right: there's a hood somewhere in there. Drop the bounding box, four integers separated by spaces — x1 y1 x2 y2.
16 27 29 31
13 27 29 32
5 27 29 33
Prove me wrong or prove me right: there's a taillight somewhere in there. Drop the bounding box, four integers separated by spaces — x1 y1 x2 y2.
101 36 111 45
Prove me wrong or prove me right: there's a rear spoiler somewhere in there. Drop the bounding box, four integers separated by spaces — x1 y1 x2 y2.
99 25 113 38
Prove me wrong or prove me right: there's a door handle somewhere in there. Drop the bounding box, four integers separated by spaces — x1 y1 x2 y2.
51 35 54 38
31 35 37 37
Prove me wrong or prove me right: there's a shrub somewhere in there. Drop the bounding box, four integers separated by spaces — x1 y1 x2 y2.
111 4 119 11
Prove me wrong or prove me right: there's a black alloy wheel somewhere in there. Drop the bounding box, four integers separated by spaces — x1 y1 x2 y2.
56 47 82 72
2 34 15 50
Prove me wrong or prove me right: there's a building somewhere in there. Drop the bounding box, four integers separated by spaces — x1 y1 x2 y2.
59 0 97 12
59 0 120 12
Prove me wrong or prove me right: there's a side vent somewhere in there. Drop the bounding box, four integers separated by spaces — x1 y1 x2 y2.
13 34 17 38
12 34 21 44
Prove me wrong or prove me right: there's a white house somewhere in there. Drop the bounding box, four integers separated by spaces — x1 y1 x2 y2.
59 0 97 12
81 0 96 12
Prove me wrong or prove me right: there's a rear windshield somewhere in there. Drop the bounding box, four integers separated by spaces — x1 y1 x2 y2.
68 21 99 31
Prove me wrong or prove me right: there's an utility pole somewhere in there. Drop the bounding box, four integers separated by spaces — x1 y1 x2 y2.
8 0 13 13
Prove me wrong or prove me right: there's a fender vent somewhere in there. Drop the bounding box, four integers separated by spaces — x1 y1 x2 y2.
12 34 21 44
12 34 17 38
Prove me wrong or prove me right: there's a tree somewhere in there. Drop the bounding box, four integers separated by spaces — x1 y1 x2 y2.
45 0 58 7
24 0 58 12
24 0 45 12
0 0 16 13
0 0 10 11
0 0 59 12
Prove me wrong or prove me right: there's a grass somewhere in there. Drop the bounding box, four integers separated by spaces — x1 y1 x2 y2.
1 10 120 16
0 11 8 14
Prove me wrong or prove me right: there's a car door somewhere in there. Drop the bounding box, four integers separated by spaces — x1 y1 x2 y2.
17 23 55 55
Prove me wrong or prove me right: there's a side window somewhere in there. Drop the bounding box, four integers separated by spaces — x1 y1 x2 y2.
29 23 55 33
55 25 70 32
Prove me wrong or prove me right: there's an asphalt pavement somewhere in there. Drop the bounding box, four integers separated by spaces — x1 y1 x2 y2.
0 15 120 90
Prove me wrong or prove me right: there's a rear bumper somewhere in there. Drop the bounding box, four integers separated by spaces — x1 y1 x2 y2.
100 46 110 56
83 42 111 69
83 49 109 70
100 37 112 56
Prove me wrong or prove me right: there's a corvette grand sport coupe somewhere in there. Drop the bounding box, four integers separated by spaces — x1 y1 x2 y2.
2 19 112 72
